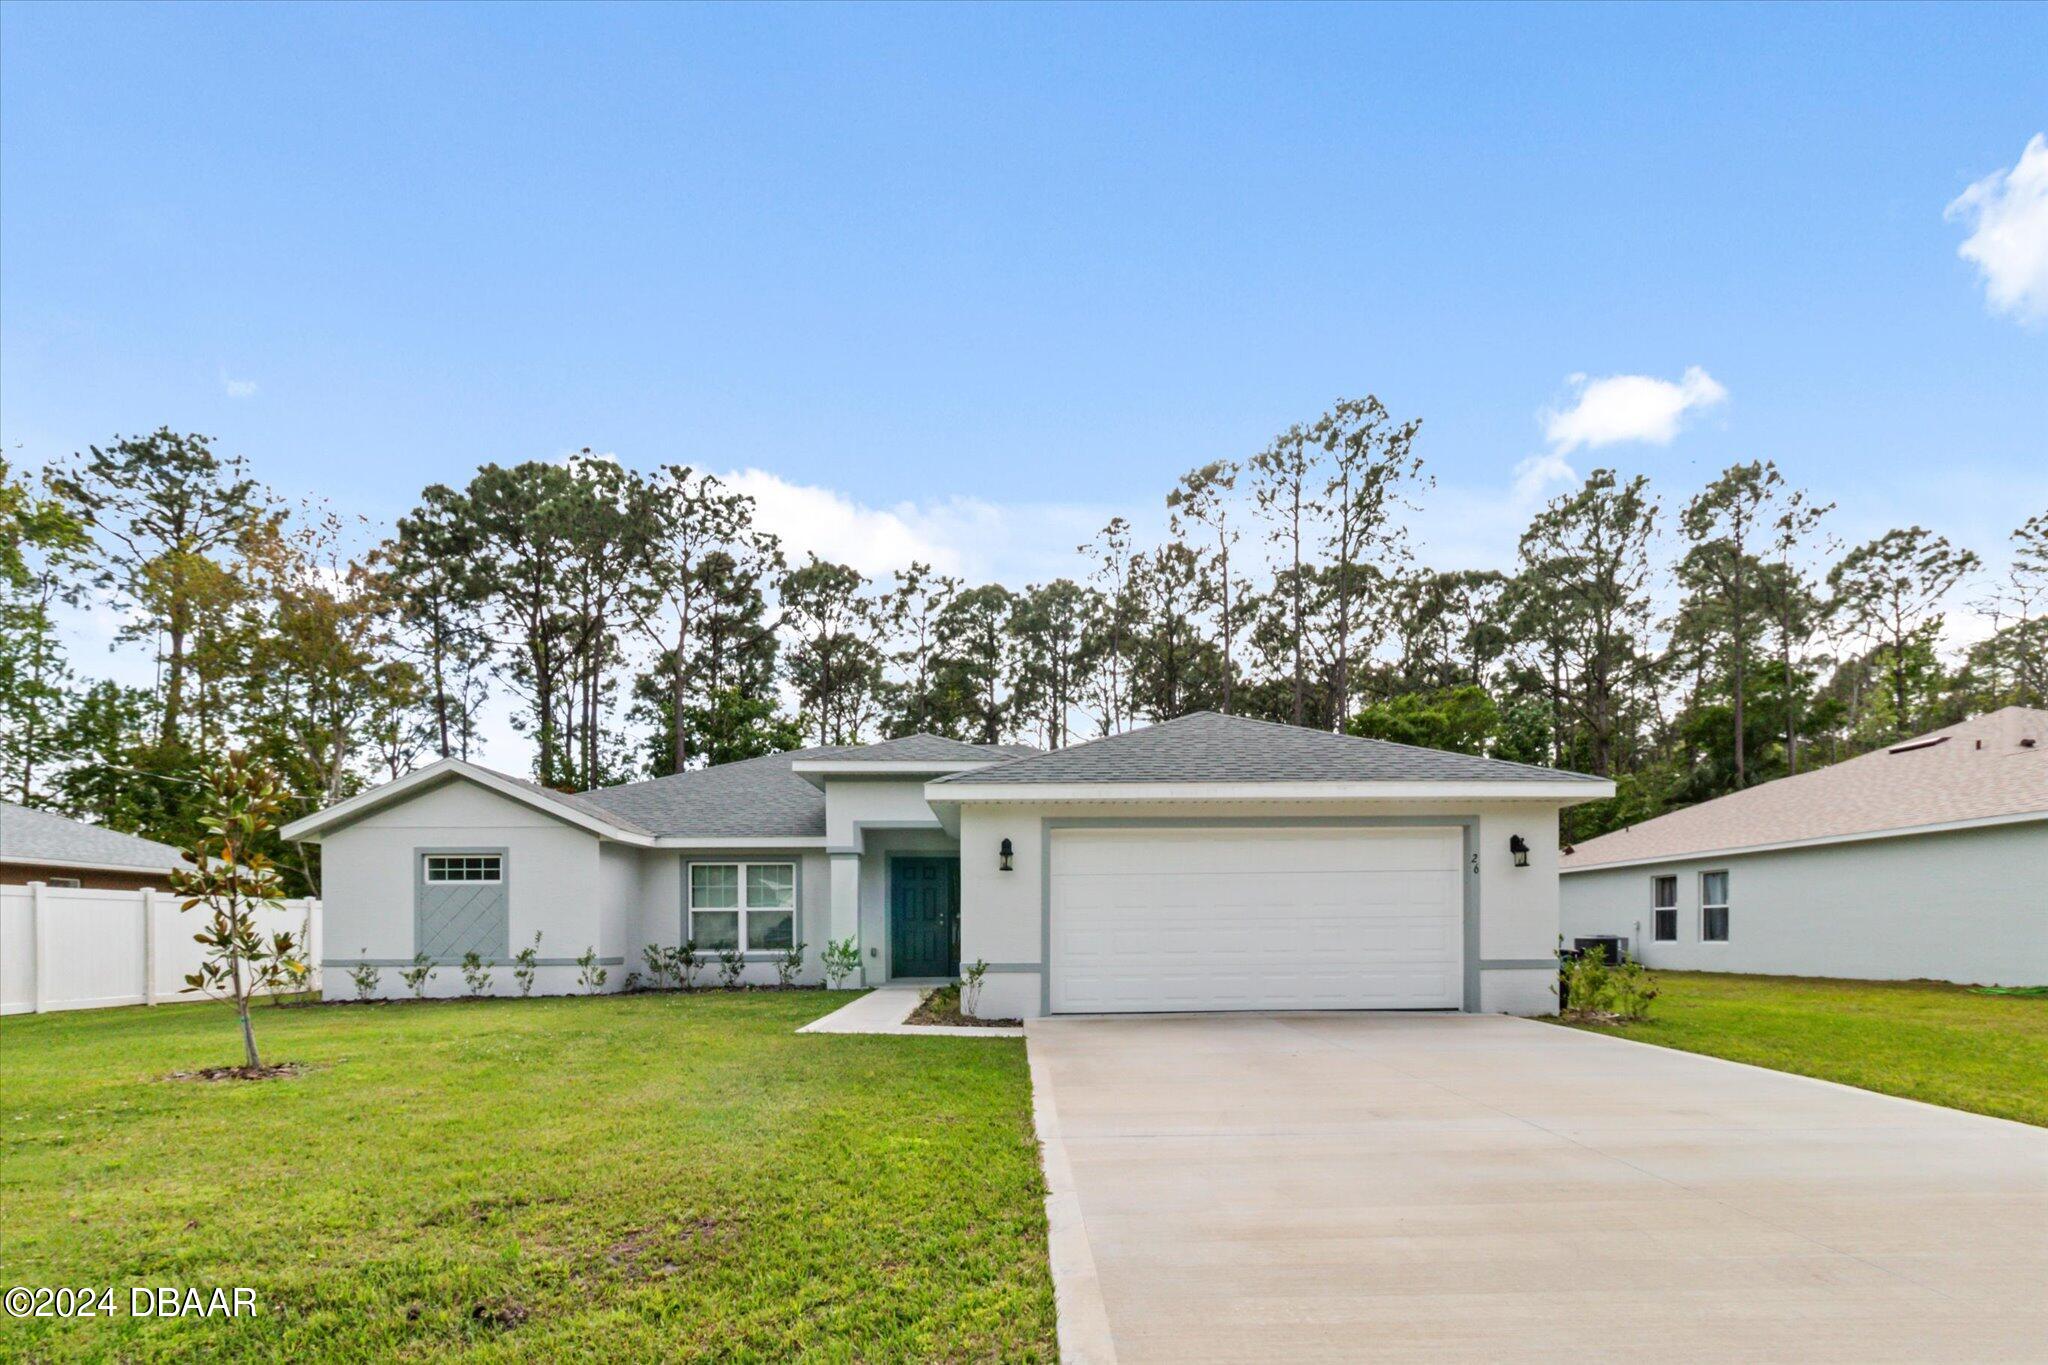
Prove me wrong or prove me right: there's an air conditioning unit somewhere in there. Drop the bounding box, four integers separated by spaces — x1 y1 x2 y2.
1572 935 1629 964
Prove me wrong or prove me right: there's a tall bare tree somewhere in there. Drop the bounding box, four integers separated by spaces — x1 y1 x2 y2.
1166 460 1241 712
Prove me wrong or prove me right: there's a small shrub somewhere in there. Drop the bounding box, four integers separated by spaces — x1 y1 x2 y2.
641 943 673 990
716 944 745 989
461 950 493 996
348 953 380 1000
400 953 437 1000
1559 944 1657 1022
775 941 806 988
1606 956 1659 1019
576 946 607 995
513 932 542 997
962 958 989 1016
623 970 642 992
822 937 860 988
671 941 700 989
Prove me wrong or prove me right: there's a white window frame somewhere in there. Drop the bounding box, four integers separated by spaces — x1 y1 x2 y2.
49 876 83 889
688 861 796 952
423 853 502 884
1651 874 1678 942
1700 870 1730 943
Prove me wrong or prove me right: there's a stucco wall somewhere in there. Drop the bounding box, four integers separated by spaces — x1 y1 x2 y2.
825 776 944 847
637 848 831 987
318 779 608 998
1560 820 2048 986
957 797 1572 1020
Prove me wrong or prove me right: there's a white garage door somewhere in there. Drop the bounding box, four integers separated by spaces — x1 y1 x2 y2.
1049 826 1464 1013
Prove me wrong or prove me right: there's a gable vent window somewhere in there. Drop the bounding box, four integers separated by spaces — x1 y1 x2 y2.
424 854 502 884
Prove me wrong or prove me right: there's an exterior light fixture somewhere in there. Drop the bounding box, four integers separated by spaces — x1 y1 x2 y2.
998 838 1015 872
1508 835 1530 868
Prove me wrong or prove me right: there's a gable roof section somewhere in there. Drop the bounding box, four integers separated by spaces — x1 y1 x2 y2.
931 711 1608 788
1562 706 2048 870
286 741 1002 843
1 801 184 872
280 758 661 843
575 748 828 839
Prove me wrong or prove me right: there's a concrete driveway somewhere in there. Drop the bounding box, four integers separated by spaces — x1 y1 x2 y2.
1026 1012 2048 1363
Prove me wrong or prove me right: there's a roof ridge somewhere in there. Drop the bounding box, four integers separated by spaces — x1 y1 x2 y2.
941 708 1597 784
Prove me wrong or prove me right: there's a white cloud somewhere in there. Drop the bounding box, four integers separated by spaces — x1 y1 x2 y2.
722 468 1108 586
220 370 258 399
1540 366 1727 455
1510 451 1577 505
1946 132 2048 326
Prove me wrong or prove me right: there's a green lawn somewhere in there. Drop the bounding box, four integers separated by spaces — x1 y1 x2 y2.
1558 971 2048 1126
0 990 1056 1362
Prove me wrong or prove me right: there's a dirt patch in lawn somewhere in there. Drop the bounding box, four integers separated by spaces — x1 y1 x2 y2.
906 985 1021 1028
165 1062 305 1082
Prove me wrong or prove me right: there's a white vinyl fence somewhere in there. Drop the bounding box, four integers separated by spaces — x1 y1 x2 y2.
1 882 322 1015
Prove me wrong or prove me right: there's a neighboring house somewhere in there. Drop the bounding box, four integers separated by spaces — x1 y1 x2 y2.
0 802 184 891
1560 706 2048 987
282 712 1611 1016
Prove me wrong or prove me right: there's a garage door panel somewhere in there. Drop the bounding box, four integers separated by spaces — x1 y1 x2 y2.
1050 827 1462 1013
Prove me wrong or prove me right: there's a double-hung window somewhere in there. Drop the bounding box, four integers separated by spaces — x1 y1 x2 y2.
1652 875 1678 942
689 862 795 951
1700 871 1730 942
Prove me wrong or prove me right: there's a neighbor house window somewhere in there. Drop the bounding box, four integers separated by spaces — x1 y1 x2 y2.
49 877 82 889
1652 875 1678 942
1700 871 1730 942
424 854 502 883
690 862 794 951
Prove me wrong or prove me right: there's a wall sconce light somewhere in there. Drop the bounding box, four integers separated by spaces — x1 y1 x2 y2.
998 838 1015 872
1508 835 1530 868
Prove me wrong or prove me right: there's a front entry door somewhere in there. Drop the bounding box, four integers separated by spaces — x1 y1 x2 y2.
890 857 959 978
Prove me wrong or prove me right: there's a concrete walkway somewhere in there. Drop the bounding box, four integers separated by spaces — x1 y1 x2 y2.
1026 1011 2048 1364
798 984 1024 1038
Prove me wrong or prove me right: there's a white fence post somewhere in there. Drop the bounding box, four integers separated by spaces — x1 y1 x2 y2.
141 887 159 1006
29 880 48 1014
307 897 323 997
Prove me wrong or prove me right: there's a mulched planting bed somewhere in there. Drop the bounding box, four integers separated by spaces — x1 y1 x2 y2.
165 1062 306 1082
906 985 1022 1028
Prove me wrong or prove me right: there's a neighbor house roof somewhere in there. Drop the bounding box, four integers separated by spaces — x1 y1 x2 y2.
931 711 1610 788
1562 706 2048 871
0 801 184 873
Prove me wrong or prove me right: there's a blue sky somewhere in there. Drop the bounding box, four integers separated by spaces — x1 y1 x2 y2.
4 3 2044 640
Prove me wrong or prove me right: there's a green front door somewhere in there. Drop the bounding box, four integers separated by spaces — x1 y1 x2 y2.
889 857 959 978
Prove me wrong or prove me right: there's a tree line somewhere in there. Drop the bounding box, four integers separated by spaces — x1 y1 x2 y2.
4 402 2043 892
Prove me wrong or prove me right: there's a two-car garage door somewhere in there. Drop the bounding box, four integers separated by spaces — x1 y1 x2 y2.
1049 826 1464 1013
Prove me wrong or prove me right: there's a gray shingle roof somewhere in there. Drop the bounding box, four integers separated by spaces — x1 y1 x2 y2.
800 734 1038 763
575 748 833 839
568 735 1038 837
1 801 185 871
931 711 1607 786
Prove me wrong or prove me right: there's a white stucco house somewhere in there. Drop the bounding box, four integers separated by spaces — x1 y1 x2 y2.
283 711 1612 1017
1560 706 2048 987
